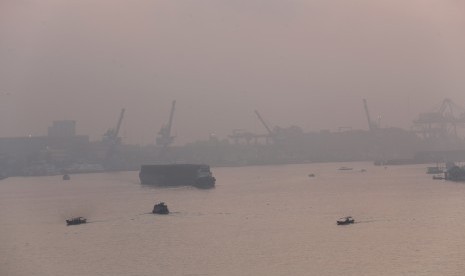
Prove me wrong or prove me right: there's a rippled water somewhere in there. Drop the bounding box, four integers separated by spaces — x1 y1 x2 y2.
2 162 465 276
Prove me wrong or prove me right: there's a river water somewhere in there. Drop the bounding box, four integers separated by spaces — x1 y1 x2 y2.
1 162 465 276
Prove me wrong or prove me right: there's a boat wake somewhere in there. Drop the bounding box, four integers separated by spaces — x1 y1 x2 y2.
354 220 377 224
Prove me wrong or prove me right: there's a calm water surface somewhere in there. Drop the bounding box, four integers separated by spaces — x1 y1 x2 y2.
2 162 465 276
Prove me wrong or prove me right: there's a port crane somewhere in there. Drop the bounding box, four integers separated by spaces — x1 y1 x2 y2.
412 98 465 141
103 108 125 145
103 108 125 160
156 100 176 147
363 99 379 132
254 110 278 144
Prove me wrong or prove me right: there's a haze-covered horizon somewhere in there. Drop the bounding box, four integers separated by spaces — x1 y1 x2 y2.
1 0 465 145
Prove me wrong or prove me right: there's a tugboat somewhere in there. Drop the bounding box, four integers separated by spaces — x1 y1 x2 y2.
337 216 355 225
193 175 216 189
152 202 169 214
66 217 87 226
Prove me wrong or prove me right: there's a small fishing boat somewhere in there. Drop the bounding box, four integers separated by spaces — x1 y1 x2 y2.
62 174 70 180
337 216 355 225
66 217 86 226
338 167 353 171
152 202 169 214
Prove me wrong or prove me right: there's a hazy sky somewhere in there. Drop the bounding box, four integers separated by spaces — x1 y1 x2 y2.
1 0 465 145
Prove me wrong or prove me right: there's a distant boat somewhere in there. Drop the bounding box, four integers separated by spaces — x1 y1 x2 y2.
338 167 353 171
432 175 444 180
62 174 70 180
66 217 86 226
308 173 315 177
337 216 355 225
152 202 169 214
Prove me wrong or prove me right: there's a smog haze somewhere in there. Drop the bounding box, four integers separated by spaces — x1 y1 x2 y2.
1 0 465 145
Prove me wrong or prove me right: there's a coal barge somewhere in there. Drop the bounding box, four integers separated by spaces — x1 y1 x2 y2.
139 164 215 189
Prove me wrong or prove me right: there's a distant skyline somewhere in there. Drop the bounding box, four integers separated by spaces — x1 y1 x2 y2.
1 0 465 145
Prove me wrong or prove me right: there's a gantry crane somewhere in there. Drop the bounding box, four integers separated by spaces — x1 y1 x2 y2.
412 98 465 141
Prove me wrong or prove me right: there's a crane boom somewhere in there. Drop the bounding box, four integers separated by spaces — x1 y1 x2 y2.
103 108 125 164
254 110 274 135
156 100 176 147
363 99 374 132
114 108 125 139
103 108 125 143
166 100 176 138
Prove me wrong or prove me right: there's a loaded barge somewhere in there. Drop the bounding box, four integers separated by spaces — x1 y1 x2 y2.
139 164 215 189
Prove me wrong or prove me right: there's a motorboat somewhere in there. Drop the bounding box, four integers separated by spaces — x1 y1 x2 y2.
337 216 355 225
152 202 169 214
66 217 86 226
